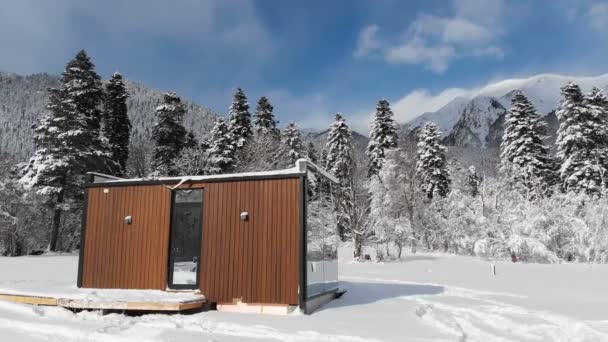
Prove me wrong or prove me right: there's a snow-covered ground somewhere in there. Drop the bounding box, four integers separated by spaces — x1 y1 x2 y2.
1 248 608 341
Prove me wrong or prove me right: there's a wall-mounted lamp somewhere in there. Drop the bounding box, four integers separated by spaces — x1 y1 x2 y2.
124 215 133 225
240 211 249 221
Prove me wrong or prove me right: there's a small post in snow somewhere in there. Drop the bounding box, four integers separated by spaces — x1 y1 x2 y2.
491 263 496 276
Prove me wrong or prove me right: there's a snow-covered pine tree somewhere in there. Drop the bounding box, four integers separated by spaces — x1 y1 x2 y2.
586 87 608 183
232 96 281 172
465 165 480 197
366 99 398 177
184 131 199 149
254 96 280 140
306 141 319 164
208 118 237 173
18 50 107 251
283 122 306 164
228 88 253 150
368 149 415 259
416 122 450 199
324 113 355 241
556 82 607 195
500 93 555 195
150 92 187 176
102 72 131 176
320 148 328 169
174 142 215 176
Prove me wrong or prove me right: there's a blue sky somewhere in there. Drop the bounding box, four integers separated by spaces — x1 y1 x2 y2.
1 0 607 132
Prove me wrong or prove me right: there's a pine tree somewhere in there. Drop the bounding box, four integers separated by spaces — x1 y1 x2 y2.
174 141 215 176
320 148 328 169
586 87 608 180
184 131 198 149
500 93 555 194
555 82 607 195
18 50 107 251
254 96 280 139
208 118 237 173
367 99 398 177
306 141 319 164
283 122 306 164
150 92 187 176
228 88 253 150
416 122 450 199
465 165 480 197
102 72 131 176
324 113 355 240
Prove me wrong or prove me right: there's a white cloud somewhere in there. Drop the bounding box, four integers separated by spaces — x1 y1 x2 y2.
472 46 505 58
410 15 493 44
390 87 476 123
355 0 506 73
441 18 493 43
354 25 381 58
589 2 608 32
343 87 477 134
385 38 455 73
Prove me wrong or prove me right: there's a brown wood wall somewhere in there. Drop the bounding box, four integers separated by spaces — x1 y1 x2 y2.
82 185 172 289
81 177 302 305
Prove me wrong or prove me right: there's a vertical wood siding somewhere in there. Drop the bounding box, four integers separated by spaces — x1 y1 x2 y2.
200 178 301 305
82 177 302 305
82 185 172 289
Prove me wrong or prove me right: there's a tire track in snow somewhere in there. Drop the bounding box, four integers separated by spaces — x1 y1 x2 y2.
343 276 608 342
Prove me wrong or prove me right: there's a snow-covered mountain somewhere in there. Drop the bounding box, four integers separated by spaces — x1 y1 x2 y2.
0 72 219 161
409 73 608 147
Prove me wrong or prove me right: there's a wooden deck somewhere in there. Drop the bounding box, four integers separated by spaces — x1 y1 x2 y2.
0 293 206 312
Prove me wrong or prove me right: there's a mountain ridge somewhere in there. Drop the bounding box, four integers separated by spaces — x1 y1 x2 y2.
408 73 608 147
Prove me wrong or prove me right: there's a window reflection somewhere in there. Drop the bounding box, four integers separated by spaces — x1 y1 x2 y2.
306 174 339 298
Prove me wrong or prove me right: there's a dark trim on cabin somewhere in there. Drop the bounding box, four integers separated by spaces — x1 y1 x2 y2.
77 173 94 287
197 187 205 293
305 287 339 301
84 173 306 188
166 187 205 291
298 175 308 313
166 190 177 289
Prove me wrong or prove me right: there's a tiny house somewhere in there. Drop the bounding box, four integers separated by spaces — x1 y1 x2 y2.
77 159 341 313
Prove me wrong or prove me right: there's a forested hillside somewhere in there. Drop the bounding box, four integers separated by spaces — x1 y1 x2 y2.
0 72 218 162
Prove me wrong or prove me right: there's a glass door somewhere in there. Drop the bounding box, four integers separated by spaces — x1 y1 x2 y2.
168 189 203 289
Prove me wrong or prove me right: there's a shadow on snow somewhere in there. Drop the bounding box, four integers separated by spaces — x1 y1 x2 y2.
320 280 444 310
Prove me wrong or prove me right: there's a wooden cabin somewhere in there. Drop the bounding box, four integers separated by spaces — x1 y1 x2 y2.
77 159 341 314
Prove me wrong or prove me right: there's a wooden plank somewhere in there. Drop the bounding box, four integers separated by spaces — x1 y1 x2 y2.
57 298 205 311
243 180 253 302
0 292 204 312
0 294 58 306
250 180 260 303
262 179 271 303
138 186 149 289
233 181 243 302
270 180 279 303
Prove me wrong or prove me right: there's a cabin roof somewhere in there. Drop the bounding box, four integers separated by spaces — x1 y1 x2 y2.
87 159 339 187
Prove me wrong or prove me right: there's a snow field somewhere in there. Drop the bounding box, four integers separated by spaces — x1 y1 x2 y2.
0 249 607 341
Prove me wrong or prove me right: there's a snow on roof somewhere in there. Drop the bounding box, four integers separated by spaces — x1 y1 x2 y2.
106 166 304 184
91 159 338 186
